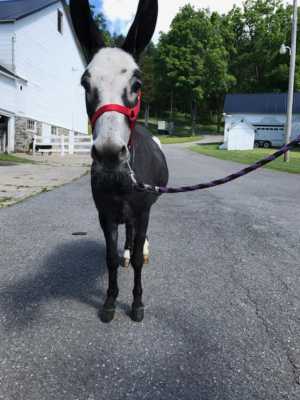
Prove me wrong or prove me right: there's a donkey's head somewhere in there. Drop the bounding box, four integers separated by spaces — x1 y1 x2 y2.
70 0 158 169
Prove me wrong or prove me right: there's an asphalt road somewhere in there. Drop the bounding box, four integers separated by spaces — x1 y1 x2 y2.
0 145 300 400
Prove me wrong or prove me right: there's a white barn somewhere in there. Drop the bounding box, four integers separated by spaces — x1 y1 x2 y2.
0 0 88 153
223 93 300 148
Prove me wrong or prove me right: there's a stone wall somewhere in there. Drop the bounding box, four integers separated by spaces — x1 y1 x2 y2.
15 117 42 152
14 118 87 152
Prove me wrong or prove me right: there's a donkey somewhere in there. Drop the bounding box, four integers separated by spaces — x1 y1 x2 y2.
70 0 169 323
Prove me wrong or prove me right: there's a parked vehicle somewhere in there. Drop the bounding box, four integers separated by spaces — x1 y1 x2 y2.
254 124 286 148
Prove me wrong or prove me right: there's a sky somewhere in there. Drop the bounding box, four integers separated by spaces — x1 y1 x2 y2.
95 0 244 40
92 0 292 41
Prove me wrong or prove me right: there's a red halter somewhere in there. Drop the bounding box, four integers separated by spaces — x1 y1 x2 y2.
90 93 142 143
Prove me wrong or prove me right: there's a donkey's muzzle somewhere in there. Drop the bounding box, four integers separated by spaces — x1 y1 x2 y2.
91 143 129 167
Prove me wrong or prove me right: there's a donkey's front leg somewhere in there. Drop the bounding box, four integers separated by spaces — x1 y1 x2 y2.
131 211 150 322
99 216 119 323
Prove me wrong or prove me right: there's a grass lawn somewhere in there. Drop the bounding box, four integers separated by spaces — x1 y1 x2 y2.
0 153 34 164
190 144 300 174
157 135 202 144
0 197 13 207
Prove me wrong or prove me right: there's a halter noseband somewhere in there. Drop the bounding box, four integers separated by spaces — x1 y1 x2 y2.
90 93 142 140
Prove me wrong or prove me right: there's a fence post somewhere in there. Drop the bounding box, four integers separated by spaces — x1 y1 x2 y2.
61 135 65 156
33 135 37 156
69 131 74 155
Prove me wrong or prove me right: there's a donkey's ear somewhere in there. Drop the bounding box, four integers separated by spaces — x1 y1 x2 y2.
70 0 105 62
122 0 158 58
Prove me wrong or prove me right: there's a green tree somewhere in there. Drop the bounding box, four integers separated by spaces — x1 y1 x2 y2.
156 5 235 132
224 0 292 92
204 12 236 130
90 3 112 46
140 44 157 126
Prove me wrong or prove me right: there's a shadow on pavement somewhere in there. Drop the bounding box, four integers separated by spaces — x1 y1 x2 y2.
0 239 108 330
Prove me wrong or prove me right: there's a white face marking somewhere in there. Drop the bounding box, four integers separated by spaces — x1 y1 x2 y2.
84 48 141 153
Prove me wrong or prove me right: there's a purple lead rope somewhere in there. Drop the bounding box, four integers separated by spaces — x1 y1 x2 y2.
133 135 300 194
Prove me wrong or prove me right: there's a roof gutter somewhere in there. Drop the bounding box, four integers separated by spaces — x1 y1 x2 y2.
0 107 15 117
0 69 27 83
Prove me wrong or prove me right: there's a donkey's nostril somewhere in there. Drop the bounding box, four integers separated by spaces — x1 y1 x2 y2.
121 145 127 155
92 143 129 165
119 145 129 161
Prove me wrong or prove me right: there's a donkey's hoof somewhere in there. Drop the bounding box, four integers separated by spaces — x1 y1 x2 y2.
131 306 144 322
99 307 115 323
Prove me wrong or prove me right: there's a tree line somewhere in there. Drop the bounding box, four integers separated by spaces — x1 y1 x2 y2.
92 0 299 131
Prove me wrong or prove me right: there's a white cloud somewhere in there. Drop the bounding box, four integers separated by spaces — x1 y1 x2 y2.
101 0 244 40
101 0 293 41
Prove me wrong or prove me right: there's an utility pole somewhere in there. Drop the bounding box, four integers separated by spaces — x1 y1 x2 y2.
284 0 298 162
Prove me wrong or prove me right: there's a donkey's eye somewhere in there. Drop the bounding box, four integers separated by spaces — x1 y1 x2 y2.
131 81 142 93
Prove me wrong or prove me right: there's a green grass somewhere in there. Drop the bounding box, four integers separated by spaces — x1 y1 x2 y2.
190 144 300 174
157 135 202 144
0 153 34 164
0 197 13 206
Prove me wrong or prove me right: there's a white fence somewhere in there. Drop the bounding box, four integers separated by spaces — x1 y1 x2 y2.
33 132 93 155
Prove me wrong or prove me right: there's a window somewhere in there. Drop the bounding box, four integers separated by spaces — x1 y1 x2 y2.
57 10 63 34
51 126 57 135
27 119 36 132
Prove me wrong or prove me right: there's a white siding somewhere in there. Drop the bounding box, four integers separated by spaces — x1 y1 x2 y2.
0 74 17 114
14 2 88 133
0 23 14 70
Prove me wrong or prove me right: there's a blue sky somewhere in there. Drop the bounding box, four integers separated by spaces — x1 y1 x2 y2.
90 0 130 36
90 0 102 12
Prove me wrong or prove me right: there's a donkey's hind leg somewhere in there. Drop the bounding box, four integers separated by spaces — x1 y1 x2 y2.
131 211 150 322
123 223 134 268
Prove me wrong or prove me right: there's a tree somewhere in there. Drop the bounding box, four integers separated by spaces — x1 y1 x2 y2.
157 6 205 133
89 2 112 46
140 44 157 126
203 12 236 131
156 5 235 132
224 0 292 93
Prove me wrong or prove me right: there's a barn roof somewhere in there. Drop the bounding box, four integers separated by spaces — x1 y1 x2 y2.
0 0 87 64
0 64 27 81
0 0 60 21
224 93 300 114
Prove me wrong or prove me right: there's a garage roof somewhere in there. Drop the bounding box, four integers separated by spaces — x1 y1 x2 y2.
224 93 300 114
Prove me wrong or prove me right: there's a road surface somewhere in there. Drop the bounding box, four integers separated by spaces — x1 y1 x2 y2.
0 145 299 399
